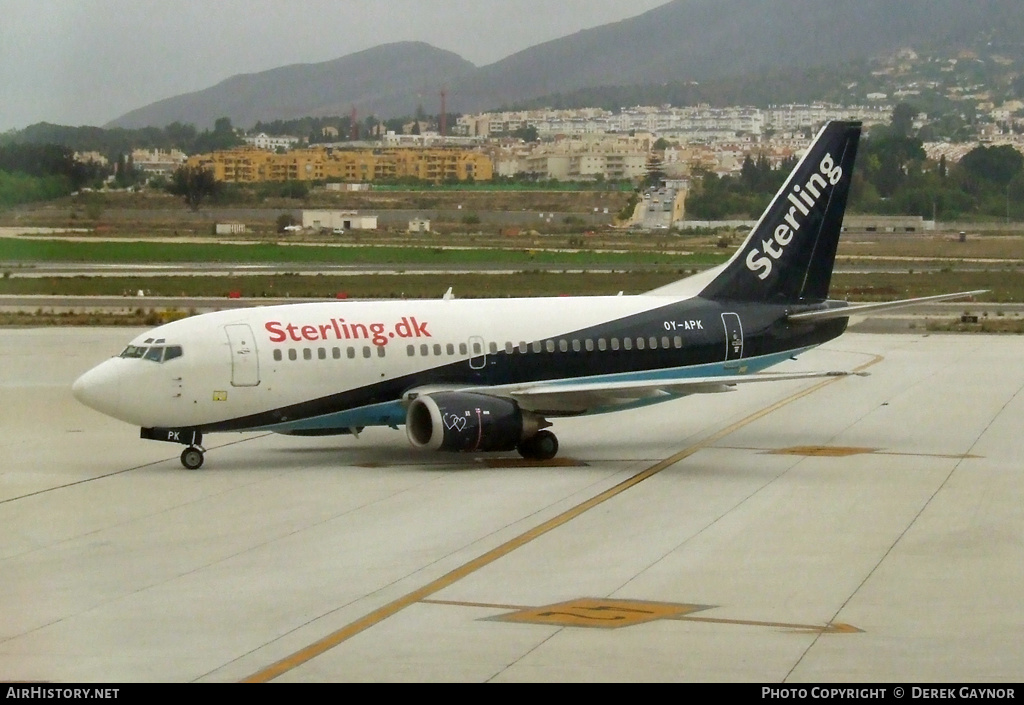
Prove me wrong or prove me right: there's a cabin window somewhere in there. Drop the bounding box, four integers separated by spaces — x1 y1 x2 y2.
623 338 632 351
531 341 542 353
636 338 645 351
559 340 568 353
273 349 282 362
572 339 581 352
661 336 670 349
585 339 594 352
303 348 312 360
673 336 683 348
333 347 341 359
546 340 555 353
347 347 356 359
288 349 297 361
446 343 455 355
648 336 658 349
460 343 468 355
407 344 415 356
433 344 442 356
362 346 371 358
598 338 607 351
611 338 620 351
518 341 528 354
377 346 385 358
420 344 429 356
488 342 498 355
318 347 327 360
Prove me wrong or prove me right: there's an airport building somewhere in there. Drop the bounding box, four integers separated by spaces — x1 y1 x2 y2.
301 209 378 232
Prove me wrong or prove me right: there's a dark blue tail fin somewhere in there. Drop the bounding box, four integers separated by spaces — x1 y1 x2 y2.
698 121 861 304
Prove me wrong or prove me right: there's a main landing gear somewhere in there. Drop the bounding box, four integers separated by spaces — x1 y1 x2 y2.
516 430 559 461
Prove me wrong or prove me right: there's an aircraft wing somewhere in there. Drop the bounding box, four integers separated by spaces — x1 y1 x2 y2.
786 290 987 322
437 369 865 415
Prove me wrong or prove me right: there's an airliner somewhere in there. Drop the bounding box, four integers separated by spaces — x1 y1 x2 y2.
72 121 981 469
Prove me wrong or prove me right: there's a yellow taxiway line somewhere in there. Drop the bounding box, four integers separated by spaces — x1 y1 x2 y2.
242 353 882 682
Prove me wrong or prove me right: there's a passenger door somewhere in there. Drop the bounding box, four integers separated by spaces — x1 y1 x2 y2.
224 324 260 387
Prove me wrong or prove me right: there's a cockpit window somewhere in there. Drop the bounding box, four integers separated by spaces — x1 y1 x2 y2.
120 344 183 362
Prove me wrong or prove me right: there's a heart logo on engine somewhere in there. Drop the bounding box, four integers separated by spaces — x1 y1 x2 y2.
443 414 468 432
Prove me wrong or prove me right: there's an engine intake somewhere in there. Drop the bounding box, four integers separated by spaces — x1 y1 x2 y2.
406 392 544 452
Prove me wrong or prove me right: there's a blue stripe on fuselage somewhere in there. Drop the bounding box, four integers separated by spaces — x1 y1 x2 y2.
254 345 815 434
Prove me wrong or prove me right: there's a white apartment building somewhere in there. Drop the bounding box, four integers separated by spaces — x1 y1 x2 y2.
464 103 892 141
74 151 109 166
243 133 301 151
130 148 187 176
522 135 648 181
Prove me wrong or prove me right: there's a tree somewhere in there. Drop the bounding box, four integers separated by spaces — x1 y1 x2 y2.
642 152 666 189
113 153 141 188
957 144 1023 189
891 103 918 138
167 165 220 211
191 117 242 153
276 213 298 233
510 125 539 142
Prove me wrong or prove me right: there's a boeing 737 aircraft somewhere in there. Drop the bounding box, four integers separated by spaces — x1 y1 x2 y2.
73 121 980 469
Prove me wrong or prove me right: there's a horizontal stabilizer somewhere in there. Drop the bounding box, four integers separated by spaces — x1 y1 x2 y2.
786 290 988 322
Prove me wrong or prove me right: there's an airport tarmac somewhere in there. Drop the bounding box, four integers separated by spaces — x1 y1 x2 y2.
1 327 1022 683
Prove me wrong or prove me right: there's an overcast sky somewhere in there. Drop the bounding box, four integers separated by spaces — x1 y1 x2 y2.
0 0 671 132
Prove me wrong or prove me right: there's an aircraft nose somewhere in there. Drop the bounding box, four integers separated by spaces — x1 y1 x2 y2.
72 361 123 418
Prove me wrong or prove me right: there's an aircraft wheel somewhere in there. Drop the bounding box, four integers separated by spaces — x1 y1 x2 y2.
517 430 558 461
181 446 204 470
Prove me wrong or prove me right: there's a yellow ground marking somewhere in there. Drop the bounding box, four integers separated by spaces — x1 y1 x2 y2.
488 598 710 628
425 597 860 633
241 353 882 682
483 457 588 468
725 445 980 460
677 615 863 634
769 445 879 457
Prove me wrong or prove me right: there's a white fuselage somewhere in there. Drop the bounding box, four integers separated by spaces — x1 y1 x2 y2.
72 292 700 431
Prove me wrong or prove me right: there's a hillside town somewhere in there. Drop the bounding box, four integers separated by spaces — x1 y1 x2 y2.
76 99 1024 189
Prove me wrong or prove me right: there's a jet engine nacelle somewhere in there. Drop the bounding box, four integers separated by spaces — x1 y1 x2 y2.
405 392 544 452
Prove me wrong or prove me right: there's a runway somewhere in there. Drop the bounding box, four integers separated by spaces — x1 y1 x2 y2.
1 328 1022 682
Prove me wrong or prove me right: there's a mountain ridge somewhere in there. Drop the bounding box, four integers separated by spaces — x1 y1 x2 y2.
106 0 1024 130
107 42 477 129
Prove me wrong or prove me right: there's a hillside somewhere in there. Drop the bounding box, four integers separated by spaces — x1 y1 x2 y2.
107 42 476 130
106 0 1024 130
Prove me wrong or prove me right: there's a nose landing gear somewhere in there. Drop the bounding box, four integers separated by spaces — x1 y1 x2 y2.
180 445 206 470
140 427 206 470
